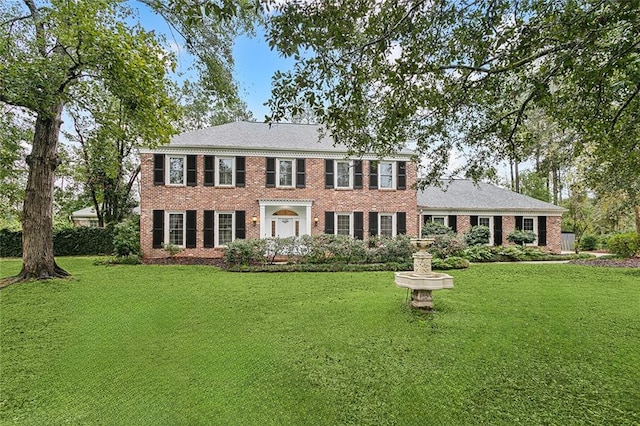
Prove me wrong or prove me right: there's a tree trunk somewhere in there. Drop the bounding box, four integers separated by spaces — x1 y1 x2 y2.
12 102 69 282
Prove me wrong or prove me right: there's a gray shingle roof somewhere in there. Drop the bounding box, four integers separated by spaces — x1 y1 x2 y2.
165 121 413 155
417 179 566 213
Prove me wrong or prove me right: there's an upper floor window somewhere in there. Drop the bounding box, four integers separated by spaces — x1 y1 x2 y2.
277 159 294 187
167 156 185 185
336 160 352 188
216 157 234 186
378 162 395 189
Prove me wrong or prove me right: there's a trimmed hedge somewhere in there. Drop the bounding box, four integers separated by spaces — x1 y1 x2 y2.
0 227 114 257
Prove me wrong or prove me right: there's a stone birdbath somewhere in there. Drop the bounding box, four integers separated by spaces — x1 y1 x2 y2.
394 238 454 311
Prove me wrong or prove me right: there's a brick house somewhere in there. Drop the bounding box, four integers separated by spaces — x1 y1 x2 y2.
139 121 418 259
418 179 566 253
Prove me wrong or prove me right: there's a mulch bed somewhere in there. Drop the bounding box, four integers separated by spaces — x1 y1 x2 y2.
568 257 640 268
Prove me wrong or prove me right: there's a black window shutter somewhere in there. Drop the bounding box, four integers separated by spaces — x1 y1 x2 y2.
470 215 478 227
354 161 363 189
266 158 276 187
153 154 164 185
236 156 246 187
203 210 214 248
325 159 334 188
235 210 246 240
369 212 378 236
397 212 407 235
296 158 306 188
397 162 407 190
448 215 457 232
423 214 432 224
515 216 523 230
186 210 197 248
324 211 334 234
152 210 164 248
204 156 215 186
538 216 547 246
493 216 503 246
354 212 364 239
369 161 378 189
186 155 197 186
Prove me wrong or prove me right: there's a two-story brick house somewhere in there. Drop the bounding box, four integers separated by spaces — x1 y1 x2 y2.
139 121 418 259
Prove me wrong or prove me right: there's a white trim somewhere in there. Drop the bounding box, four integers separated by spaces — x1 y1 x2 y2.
276 158 295 188
165 211 186 247
522 216 538 245
166 155 186 186
378 212 396 238
215 211 235 247
418 209 563 216
215 156 235 187
378 161 396 190
335 212 354 237
142 147 413 162
335 159 353 189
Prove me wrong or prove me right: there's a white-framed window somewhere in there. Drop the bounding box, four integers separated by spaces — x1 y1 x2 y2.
478 216 493 245
433 216 446 225
378 161 395 189
167 155 186 185
336 213 353 236
379 213 396 237
523 217 537 244
277 159 295 187
165 211 186 247
215 211 235 247
216 157 235 186
335 160 352 189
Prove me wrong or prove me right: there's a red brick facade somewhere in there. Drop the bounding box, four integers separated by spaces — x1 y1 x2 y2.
419 213 563 253
140 154 418 259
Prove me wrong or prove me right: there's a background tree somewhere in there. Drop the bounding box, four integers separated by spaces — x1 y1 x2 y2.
0 0 257 282
266 0 639 219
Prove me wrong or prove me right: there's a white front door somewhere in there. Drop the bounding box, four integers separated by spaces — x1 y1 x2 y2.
274 217 297 238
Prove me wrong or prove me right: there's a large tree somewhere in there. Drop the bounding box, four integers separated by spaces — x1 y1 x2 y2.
0 0 256 282
266 0 640 221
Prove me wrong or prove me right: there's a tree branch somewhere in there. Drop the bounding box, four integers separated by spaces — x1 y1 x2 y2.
611 82 640 130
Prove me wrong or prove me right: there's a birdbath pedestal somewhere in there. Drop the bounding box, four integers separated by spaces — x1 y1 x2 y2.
394 238 454 311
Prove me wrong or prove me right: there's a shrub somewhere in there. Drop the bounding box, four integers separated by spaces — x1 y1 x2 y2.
432 256 469 270
429 234 467 259
507 230 536 246
161 243 183 257
0 229 22 257
607 233 639 258
224 238 267 265
578 234 598 251
461 245 495 262
112 219 140 257
54 227 114 255
465 225 491 246
421 222 454 237
368 235 414 264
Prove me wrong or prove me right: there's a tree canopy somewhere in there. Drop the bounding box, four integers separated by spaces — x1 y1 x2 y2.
266 0 640 232
0 0 258 281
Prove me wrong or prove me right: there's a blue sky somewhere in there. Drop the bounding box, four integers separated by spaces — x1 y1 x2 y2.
233 28 295 121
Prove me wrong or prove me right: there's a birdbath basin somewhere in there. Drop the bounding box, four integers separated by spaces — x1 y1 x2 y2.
394 238 454 311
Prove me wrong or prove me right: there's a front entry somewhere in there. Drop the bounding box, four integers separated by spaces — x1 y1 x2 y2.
273 216 298 238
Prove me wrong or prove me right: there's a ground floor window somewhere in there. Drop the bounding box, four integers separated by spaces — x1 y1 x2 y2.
166 211 185 246
336 213 352 236
216 212 234 246
379 213 394 237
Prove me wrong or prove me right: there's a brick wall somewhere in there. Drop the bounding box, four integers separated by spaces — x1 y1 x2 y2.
140 154 418 258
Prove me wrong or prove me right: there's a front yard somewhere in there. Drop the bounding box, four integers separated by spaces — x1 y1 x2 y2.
1 258 638 424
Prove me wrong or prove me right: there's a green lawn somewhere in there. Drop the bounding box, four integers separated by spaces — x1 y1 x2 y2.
1 258 639 425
